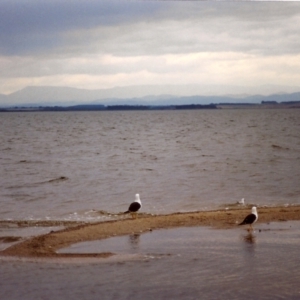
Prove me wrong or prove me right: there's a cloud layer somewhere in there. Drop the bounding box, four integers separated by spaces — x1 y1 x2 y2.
1 1 300 95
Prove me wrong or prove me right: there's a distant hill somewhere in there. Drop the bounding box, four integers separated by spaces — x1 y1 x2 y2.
0 93 8 103
99 93 300 107
1 84 300 107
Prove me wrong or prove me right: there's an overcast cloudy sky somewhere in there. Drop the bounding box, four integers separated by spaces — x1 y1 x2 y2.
1 0 300 95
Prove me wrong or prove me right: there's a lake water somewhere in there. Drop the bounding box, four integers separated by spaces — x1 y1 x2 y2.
1 109 300 222
1 109 300 299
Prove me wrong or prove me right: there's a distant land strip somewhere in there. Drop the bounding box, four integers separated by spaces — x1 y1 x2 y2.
1 101 300 112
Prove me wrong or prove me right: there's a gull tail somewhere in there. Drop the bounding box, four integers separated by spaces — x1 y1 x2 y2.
239 220 247 225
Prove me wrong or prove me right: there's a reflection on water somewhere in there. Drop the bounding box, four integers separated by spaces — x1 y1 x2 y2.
242 232 256 244
128 233 140 250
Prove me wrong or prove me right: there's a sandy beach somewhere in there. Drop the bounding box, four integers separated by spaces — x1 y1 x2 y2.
1 205 300 259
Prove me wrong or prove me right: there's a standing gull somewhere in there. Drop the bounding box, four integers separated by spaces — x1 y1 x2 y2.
124 194 142 219
237 198 245 205
239 206 258 231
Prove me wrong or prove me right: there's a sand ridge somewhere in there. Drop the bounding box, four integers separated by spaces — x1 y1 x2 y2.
1 205 300 258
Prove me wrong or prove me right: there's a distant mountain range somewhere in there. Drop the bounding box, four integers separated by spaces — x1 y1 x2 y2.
1 84 300 107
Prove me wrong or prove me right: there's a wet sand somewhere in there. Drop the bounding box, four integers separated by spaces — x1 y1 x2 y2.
1 205 300 258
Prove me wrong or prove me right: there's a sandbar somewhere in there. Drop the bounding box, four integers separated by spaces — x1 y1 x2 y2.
1 205 300 258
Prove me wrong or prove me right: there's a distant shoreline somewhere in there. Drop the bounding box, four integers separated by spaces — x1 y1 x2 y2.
1 205 300 259
1 101 300 112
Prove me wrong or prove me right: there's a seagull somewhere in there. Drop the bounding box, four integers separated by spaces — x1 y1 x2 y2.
124 194 142 219
237 198 245 205
239 206 258 231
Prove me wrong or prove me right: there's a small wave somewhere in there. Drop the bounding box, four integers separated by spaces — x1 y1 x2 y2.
48 176 68 183
8 176 69 188
0 219 81 228
272 144 290 150
95 210 111 215
23 198 40 203
62 210 153 223
18 160 45 164
220 203 256 209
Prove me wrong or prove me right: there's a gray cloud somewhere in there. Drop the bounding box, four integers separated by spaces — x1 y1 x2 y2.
1 1 300 57
0 0 165 55
1 1 300 95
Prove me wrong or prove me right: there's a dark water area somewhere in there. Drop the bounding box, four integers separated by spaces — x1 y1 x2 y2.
1 222 300 300
1 109 300 222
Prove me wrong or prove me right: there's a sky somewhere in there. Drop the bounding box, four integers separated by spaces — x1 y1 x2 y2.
1 0 300 96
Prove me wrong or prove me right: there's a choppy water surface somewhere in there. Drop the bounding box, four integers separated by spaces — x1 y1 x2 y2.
1 222 300 300
1 110 300 300
1 109 300 221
